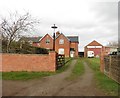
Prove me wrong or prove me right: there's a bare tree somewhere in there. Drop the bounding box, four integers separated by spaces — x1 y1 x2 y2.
107 41 118 47
0 12 40 52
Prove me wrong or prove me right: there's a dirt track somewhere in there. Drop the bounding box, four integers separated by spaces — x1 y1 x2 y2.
2 59 106 96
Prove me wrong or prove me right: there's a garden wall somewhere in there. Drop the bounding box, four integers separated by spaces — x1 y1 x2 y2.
1 51 57 72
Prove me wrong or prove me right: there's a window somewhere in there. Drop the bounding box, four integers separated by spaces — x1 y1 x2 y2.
46 39 50 44
59 39 64 44
70 48 75 51
58 48 64 54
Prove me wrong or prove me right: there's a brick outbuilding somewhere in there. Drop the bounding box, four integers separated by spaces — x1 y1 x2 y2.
84 40 104 57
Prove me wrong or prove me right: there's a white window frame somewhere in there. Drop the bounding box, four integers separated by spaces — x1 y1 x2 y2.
59 39 64 44
46 39 50 44
87 46 102 48
58 48 64 54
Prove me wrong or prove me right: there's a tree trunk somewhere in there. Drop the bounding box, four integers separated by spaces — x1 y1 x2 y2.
6 40 10 53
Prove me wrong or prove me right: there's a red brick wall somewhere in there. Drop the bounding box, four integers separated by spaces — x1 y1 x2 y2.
84 46 87 57
100 49 109 73
87 48 103 57
55 34 70 57
84 40 104 57
84 46 104 57
70 42 78 57
100 52 105 72
1 51 57 72
39 34 53 50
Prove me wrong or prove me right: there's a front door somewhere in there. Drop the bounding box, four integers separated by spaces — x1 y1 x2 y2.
70 51 74 57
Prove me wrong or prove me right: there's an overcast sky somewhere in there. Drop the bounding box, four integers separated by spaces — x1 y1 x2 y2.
0 0 118 51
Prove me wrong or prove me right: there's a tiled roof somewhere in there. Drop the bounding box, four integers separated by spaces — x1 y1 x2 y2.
19 34 79 43
55 33 79 42
67 36 79 42
19 36 42 42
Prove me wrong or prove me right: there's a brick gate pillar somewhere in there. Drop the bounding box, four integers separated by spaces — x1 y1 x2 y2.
100 52 105 73
49 51 57 71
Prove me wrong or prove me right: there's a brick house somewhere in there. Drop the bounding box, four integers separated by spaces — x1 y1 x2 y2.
103 46 118 55
84 40 104 57
20 32 79 57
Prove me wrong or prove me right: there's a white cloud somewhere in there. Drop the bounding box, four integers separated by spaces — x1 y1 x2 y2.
0 0 118 51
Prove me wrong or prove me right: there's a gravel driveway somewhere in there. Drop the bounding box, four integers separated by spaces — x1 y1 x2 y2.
2 59 105 96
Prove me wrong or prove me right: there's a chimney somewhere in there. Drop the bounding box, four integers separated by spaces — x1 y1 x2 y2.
56 31 60 36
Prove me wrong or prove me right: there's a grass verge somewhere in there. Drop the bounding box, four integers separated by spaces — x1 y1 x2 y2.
2 58 72 80
2 71 54 80
85 58 118 96
66 58 85 80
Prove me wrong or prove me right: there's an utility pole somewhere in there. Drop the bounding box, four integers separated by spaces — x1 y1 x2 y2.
51 24 58 51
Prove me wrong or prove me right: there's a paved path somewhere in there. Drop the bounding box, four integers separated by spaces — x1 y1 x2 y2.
2 59 105 96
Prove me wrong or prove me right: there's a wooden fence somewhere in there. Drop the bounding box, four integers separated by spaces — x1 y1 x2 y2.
56 54 65 69
104 55 120 84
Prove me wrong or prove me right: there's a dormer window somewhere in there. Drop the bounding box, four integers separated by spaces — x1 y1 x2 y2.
59 39 64 44
46 39 50 44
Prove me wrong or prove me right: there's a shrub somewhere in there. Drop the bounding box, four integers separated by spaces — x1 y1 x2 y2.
2 41 48 54
35 47 48 54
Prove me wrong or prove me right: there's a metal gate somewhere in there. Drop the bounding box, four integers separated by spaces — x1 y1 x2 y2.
56 54 65 69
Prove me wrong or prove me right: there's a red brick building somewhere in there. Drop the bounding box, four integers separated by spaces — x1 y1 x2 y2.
84 40 104 57
103 46 118 55
20 32 79 57
103 46 111 55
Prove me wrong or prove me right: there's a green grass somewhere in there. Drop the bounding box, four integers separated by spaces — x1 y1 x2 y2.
65 57 71 63
66 58 85 80
85 58 118 96
0 72 2 80
2 58 72 80
2 71 55 80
